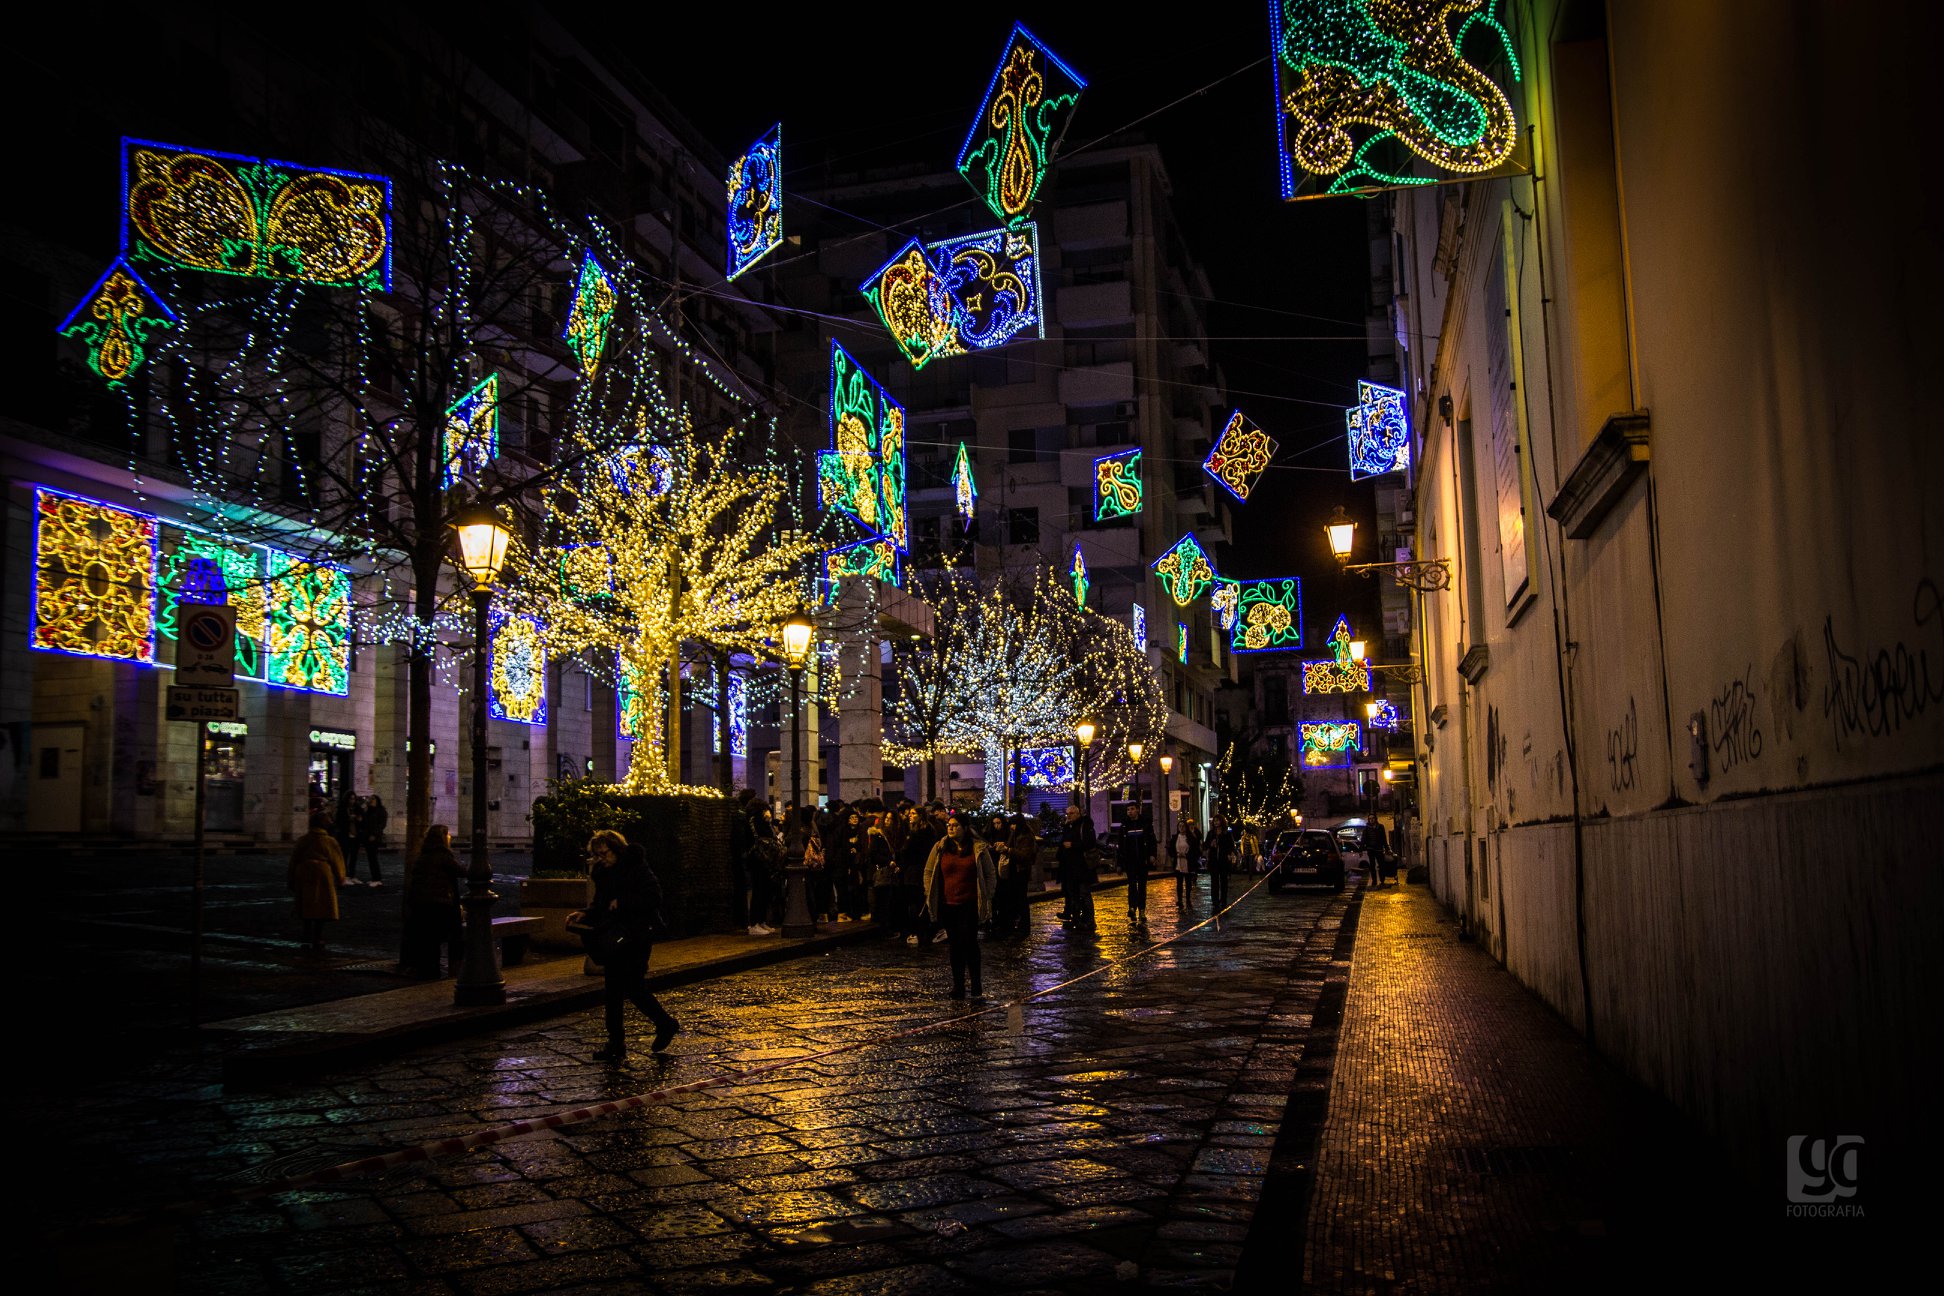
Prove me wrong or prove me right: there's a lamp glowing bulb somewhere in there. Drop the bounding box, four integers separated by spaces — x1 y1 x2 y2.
1325 505 1357 562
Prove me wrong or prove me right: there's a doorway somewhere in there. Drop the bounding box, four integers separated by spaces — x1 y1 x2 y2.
28 723 84 833
205 730 246 832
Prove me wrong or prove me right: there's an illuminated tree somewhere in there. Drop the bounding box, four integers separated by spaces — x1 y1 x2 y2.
1214 742 1299 830
506 422 822 794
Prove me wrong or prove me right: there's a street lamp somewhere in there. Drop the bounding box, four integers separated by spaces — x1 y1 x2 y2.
1075 717 1097 826
1158 753 1173 843
779 612 815 937
452 503 511 1007
1127 740 1145 817
1324 504 1452 592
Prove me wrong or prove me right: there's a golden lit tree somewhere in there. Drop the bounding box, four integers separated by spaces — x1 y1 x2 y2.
506 419 821 794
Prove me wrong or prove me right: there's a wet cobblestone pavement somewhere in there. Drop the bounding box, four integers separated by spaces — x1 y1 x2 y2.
42 876 1349 1293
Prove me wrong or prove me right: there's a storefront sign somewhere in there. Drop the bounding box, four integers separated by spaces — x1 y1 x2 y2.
167 686 238 721
205 720 248 737
308 727 357 750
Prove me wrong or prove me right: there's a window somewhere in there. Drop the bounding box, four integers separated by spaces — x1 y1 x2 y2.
1006 508 1039 546
1263 673 1289 720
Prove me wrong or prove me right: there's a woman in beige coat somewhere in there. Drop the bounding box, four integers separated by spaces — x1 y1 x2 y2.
289 813 347 952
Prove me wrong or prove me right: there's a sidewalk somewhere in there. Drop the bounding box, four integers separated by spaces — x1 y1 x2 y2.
1239 877 1833 1293
212 875 1128 1087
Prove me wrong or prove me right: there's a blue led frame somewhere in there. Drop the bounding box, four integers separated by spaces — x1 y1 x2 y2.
1347 380 1411 479
726 123 783 280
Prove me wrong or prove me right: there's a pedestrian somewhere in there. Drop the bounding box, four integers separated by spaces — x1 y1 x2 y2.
829 808 863 920
356 793 388 887
1003 815 1039 937
745 804 781 935
923 815 997 1000
334 789 359 866
1118 804 1156 929
1207 812 1234 908
288 812 346 953
729 788 757 928
1365 816 1391 886
406 824 463 976
1241 824 1261 874
865 814 898 929
1172 819 1196 911
307 775 327 818
1055 804 1097 933
581 832 680 1063
799 807 829 922
899 804 940 946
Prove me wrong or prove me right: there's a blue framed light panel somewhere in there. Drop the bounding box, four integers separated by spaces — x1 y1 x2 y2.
726 123 783 280
1347 380 1411 479
956 24 1087 226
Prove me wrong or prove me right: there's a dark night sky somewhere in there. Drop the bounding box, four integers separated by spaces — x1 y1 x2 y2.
620 7 1382 629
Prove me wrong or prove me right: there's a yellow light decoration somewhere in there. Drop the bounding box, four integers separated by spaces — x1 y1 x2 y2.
1204 410 1280 502
57 259 177 387
1301 614 1372 693
488 613 547 725
123 139 391 289
31 488 158 664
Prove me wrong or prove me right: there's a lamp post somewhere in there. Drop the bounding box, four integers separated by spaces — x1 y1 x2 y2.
779 612 815 938
1075 717 1096 827
1127 740 1145 821
1158 753 1173 845
452 503 511 1007
1324 504 1452 592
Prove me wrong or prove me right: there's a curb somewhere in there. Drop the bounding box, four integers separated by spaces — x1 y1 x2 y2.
220 876 1135 1088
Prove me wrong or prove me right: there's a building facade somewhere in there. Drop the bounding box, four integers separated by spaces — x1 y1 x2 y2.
1379 0 1941 1182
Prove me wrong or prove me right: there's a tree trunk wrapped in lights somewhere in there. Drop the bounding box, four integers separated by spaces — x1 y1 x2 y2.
1213 742 1299 831
505 425 821 795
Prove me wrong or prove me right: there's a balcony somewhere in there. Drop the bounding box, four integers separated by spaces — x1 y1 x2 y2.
1057 280 1132 329
1058 362 1135 407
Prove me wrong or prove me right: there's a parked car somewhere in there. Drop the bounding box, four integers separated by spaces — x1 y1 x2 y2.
1333 818 1368 863
1268 828 1346 891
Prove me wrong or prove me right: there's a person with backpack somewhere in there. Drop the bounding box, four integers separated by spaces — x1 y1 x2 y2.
582 832 679 1063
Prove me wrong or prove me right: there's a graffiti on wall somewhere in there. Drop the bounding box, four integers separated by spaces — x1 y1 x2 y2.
1708 666 1764 773
1606 696 1638 794
1822 577 1943 750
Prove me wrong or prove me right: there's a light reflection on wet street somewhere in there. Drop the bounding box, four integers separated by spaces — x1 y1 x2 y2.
44 878 1349 1293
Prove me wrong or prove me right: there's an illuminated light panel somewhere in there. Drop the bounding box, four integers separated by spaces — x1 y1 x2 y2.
1152 533 1216 606
957 23 1087 226
31 488 158 664
559 544 613 602
1205 410 1280 502
1300 720 1362 768
443 373 499 489
1071 543 1089 606
56 258 176 387
564 252 617 379
617 662 651 741
823 343 908 553
1017 745 1075 789
1347 379 1411 479
266 551 350 695
725 123 783 280
1177 622 1189 665
931 222 1045 349
158 530 264 679
824 536 901 588
1094 447 1142 520
1211 579 1240 632
729 672 748 757
1302 614 1371 693
1132 603 1148 652
1270 0 1523 199
1369 699 1401 730
862 240 964 371
952 441 977 530
122 138 391 289
1232 577 1305 653
488 612 547 725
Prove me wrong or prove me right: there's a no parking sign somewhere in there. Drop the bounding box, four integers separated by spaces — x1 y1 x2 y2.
176 604 236 688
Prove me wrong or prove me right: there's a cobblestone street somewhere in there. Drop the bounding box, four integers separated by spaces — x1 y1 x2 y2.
43 876 1350 1294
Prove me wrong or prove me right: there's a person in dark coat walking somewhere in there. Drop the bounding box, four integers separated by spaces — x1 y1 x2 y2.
406 824 463 976
1206 813 1234 909
356 794 389 886
898 805 940 946
1118 806 1156 929
745 804 781 935
1055 805 1097 932
729 788 756 927
1002 816 1039 937
1364 817 1391 885
585 831 680 1063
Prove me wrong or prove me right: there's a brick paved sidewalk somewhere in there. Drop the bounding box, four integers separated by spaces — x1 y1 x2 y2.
1246 880 1867 1294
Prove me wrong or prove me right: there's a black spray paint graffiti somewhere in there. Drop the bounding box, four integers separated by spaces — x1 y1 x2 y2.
1709 667 1763 772
1606 696 1638 793
1823 577 1944 750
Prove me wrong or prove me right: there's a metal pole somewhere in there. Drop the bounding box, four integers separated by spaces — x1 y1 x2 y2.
1160 765 1169 847
456 585 505 1005
789 665 803 811
191 724 207 1027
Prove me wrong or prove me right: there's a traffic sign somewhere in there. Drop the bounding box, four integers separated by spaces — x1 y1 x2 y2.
168 686 240 722
176 604 237 688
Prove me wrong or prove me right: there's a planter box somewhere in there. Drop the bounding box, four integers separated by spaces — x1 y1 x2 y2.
529 788 737 936
519 876 593 950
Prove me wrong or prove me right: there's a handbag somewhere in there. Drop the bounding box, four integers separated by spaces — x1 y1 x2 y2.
568 910 628 966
